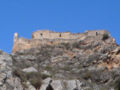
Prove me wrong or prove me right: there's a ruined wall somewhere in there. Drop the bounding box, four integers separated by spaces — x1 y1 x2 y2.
12 38 32 53
58 32 70 39
32 30 51 39
70 33 85 39
49 32 61 39
12 30 108 53
12 37 76 53
32 30 71 39
32 30 107 40
85 30 109 36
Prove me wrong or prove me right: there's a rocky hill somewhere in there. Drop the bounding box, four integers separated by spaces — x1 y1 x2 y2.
12 30 109 53
1 30 120 90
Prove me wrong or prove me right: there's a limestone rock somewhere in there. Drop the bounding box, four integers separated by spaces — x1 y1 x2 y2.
0 51 23 90
2 30 120 90
41 78 89 90
22 67 37 73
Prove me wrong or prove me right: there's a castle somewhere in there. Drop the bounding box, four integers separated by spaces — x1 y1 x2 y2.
12 30 109 53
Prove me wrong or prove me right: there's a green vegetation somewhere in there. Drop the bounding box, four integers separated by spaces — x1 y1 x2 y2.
13 69 49 89
82 72 91 80
102 33 109 40
113 77 120 90
60 42 72 50
27 72 42 90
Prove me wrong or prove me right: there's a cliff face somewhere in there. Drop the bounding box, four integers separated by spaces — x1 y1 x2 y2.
1 30 120 90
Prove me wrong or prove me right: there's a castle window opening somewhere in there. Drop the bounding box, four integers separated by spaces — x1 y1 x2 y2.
40 33 43 36
96 32 98 36
59 34 61 37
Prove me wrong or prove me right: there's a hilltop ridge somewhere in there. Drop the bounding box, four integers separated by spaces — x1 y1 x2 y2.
1 30 120 89
12 30 115 53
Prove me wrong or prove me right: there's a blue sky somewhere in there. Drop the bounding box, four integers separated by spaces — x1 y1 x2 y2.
0 0 120 53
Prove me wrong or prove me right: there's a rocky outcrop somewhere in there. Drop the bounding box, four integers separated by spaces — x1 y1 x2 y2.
1 30 120 90
0 51 23 90
10 30 120 90
40 78 83 90
22 67 37 73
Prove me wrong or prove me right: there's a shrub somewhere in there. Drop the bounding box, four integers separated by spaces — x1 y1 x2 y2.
25 72 42 89
72 41 83 49
102 33 109 40
82 72 91 80
41 74 51 79
26 72 42 90
113 77 120 90
44 65 53 71
30 78 42 90
72 42 80 49
61 43 72 50
13 70 42 89
61 66 71 71
13 69 27 82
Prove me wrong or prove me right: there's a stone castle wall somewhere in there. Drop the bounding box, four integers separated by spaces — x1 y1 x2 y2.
32 30 72 39
85 30 109 36
12 30 108 53
32 30 107 39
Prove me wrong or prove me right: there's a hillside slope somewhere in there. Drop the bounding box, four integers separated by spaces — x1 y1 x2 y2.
1 31 120 90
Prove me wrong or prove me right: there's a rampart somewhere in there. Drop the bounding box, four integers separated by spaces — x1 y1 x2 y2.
12 30 108 53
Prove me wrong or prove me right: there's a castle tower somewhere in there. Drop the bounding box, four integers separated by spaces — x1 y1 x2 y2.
14 33 18 42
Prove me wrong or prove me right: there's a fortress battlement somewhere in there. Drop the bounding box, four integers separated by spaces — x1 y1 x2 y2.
12 30 108 53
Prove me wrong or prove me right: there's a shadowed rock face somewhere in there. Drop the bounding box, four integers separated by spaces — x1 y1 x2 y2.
1 30 120 90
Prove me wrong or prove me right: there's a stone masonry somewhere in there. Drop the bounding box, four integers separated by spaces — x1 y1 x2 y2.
12 30 108 53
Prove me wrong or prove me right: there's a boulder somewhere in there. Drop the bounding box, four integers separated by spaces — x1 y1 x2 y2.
22 67 37 73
